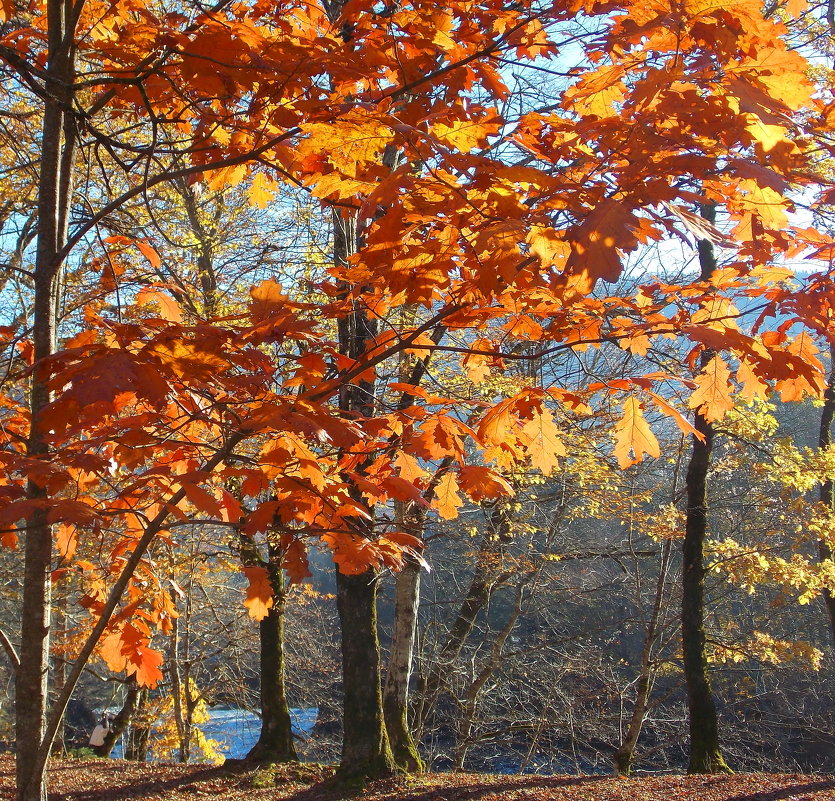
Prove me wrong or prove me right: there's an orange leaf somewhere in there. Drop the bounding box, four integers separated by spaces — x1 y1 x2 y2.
736 359 769 403
393 451 429 484
566 199 640 288
283 539 311 584
613 397 661 469
689 355 735 422
458 466 515 501
179 481 222 518
129 646 164 688
645 391 703 441
136 285 183 323
243 565 273 621
99 630 128 673
135 240 162 270
56 523 77 562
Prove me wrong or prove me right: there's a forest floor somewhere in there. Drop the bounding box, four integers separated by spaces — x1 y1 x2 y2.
1 756 834 801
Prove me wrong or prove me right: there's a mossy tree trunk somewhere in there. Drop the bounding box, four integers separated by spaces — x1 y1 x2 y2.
336 570 395 779
332 204 396 780
248 542 297 763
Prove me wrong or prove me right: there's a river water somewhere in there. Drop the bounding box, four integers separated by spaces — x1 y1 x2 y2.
111 706 318 761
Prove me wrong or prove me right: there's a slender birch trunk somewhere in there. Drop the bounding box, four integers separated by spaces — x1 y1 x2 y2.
382 543 423 771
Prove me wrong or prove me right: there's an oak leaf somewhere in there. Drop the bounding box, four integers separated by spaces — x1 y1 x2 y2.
521 408 565 477
243 565 273 621
433 471 463 520
458 466 515 501
566 199 641 288
613 397 661 469
689 354 735 421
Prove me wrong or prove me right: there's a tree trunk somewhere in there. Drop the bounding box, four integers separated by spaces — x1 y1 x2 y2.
681 205 731 775
383 554 423 771
817 351 835 653
336 570 394 779
331 199 395 780
93 678 140 758
247 545 297 763
16 1 76 797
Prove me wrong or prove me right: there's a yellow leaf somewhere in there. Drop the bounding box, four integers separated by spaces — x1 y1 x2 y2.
432 471 463 520
613 397 661 469
738 179 789 228
565 64 625 118
521 408 565 477
432 113 502 151
527 226 569 268
248 172 276 209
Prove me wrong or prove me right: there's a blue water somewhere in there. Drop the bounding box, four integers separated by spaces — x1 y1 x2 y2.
111 706 317 761
201 706 318 759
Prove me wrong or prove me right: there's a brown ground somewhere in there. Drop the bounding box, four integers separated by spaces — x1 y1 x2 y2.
1 756 834 801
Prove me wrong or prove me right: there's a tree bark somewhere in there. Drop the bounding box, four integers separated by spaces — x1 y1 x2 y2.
383 553 423 771
332 206 395 780
247 544 297 763
681 205 731 775
335 570 395 779
16 1 76 797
